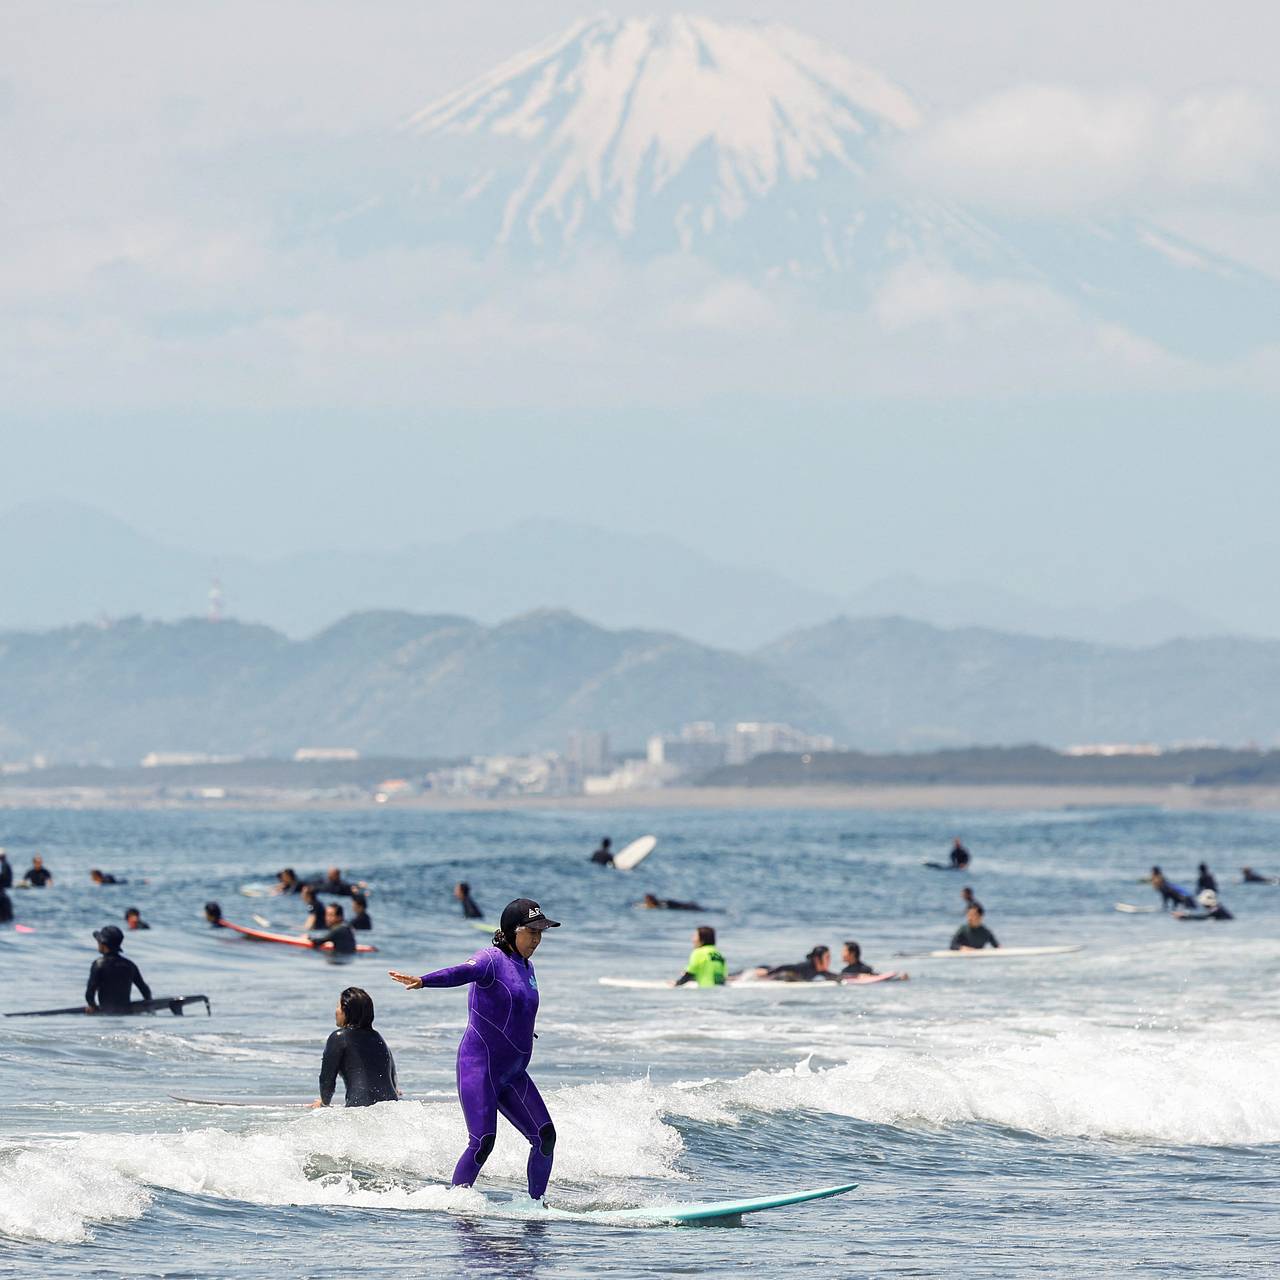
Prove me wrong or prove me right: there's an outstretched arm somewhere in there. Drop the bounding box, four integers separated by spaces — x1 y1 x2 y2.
390 952 494 991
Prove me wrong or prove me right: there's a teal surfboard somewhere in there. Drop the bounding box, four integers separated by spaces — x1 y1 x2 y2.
544 1181 857 1224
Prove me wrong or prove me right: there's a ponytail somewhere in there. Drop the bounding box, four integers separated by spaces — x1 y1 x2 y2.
493 928 513 953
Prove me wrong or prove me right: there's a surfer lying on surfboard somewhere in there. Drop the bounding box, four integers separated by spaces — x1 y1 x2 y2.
389 898 561 1202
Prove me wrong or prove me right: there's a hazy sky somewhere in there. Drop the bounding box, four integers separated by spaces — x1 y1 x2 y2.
3 2 1278 626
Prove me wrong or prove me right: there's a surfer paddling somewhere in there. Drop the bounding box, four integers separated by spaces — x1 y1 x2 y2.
389 898 560 1202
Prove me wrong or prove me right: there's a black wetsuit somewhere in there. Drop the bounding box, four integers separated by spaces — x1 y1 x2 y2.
310 924 357 954
1180 906 1234 921
1155 881 1195 910
459 892 482 920
840 961 876 977
1196 869 1218 894
350 910 372 931
85 953 151 1010
127 920 151 931
312 877 356 898
590 846 613 865
0 888 12 923
654 898 702 911
94 874 125 885
764 959 838 982
318 1026 399 1106
301 898 327 930
0 857 12 890
24 866 52 887
949 924 999 950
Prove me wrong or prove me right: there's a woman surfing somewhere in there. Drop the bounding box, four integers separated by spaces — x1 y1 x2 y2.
389 898 560 1202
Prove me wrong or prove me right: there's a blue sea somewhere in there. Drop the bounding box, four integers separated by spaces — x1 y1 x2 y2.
1 805 1278 1277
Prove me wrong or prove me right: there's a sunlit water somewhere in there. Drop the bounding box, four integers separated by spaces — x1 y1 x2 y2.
1 805 1278 1277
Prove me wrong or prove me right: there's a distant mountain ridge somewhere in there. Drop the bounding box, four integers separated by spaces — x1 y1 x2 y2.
0 500 1234 649
1 607 1279 764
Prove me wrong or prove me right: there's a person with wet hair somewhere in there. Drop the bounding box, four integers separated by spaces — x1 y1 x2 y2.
90 869 126 885
960 886 982 914
204 901 223 926
389 898 561 1202
22 854 52 888
840 941 877 977
274 868 303 895
124 907 150 930
312 986 399 1108
300 883 327 931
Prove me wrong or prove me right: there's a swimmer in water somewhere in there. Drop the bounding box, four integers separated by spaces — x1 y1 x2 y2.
589 838 613 866
950 904 999 950
204 901 223 926
311 987 399 1108
274 868 303 895
124 907 150 930
961 886 982 913
949 838 970 870
312 866 361 898
85 925 151 1013
389 898 560 1202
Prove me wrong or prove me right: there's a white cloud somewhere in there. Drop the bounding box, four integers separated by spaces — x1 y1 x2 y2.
900 84 1277 212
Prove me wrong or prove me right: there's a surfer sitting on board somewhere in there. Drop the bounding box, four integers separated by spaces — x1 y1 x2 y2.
85 925 151 1013
1196 863 1217 894
1174 889 1234 921
590 837 614 866
950 905 999 951
949 838 970 870
672 926 727 986
754 945 839 982
124 907 149 930
389 898 561 1202
454 881 483 919
309 902 357 955
640 893 704 911
311 986 400 1108
1149 867 1195 911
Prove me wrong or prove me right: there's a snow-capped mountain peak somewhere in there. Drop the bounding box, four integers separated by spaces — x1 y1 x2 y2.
406 14 921 244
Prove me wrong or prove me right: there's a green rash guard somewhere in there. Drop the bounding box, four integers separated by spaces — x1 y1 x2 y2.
677 943 727 987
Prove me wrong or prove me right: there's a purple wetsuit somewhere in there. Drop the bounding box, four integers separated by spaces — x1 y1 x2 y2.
419 945 555 1199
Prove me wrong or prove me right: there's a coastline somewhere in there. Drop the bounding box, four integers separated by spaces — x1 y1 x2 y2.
4 783 1280 812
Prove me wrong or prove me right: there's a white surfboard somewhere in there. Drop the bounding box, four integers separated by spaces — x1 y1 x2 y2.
170 1094 314 1108
599 977 684 990
542 1181 857 1225
612 835 657 871
1115 902 1158 914
895 945 1082 959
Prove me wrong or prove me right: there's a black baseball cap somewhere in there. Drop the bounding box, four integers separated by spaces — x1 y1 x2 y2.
500 898 561 937
93 925 124 950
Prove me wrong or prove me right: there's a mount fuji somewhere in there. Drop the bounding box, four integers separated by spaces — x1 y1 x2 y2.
337 14 1279 359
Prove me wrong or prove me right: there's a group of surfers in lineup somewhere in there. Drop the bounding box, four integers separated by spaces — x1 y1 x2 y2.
1147 863 1239 919
10 829 1279 1209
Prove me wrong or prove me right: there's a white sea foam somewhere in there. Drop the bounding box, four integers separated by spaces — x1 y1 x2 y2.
2 1025 1276 1244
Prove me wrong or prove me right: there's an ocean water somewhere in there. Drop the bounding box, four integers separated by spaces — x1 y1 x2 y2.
1 804 1278 1278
